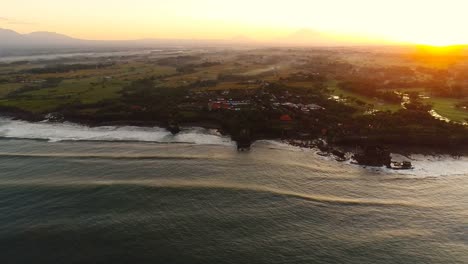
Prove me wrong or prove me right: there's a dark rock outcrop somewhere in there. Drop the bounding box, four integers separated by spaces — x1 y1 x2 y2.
353 145 392 167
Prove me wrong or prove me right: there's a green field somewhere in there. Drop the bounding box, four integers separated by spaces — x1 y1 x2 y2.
392 88 468 122
328 81 402 112
1 78 128 112
0 49 467 125
0 98 67 113
0 61 179 112
426 97 468 122
0 83 24 98
329 82 468 122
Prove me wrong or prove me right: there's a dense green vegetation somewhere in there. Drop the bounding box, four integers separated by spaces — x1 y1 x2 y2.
20 63 114 74
0 47 466 153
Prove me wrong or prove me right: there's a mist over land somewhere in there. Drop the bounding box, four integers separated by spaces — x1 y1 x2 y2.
0 27 410 57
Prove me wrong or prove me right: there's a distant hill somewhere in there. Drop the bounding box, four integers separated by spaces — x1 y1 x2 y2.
0 27 400 57
0 28 26 46
24 31 79 45
0 28 350 50
0 28 262 56
0 28 85 49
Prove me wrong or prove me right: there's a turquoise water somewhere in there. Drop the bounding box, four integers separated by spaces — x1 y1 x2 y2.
0 119 467 263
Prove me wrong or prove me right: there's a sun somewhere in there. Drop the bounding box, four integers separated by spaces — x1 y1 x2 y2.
412 44 466 67
422 41 460 47
415 44 465 55
416 39 465 47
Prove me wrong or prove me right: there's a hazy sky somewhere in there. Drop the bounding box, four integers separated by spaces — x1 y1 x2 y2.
2 0 467 45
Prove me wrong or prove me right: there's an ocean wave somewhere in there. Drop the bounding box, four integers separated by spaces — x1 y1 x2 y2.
253 140 316 152
0 152 216 161
258 140 468 177
0 179 423 208
0 118 234 146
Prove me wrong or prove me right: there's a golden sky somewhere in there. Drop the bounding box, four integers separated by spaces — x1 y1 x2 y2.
1 0 468 45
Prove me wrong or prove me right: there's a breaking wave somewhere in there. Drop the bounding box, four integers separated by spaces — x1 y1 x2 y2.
259 140 468 177
0 118 234 145
385 154 468 177
352 153 468 177
0 179 423 208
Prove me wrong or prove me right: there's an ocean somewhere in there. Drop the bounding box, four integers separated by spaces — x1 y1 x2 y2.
0 118 467 264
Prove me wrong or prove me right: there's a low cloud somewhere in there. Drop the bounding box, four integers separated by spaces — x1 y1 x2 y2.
0 16 37 25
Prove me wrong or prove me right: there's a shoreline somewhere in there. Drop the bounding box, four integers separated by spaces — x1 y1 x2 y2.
284 138 468 161
2 112 467 159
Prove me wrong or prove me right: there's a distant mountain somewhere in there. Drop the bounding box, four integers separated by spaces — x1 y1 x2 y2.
24 31 79 44
0 28 161 55
0 28 23 38
0 28 26 46
0 27 390 57
0 28 266 57
0 28 82 49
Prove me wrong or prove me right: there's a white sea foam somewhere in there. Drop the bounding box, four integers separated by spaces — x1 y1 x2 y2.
356 153 468 177
257 140 468 177
387 154 468 177
1 118 466 176
253 140 310 152
0 118 234 146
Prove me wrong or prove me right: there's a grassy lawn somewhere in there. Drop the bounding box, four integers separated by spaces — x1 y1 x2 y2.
328 81 402 112
162 64 238 88
79 80 128 104
210 82 254 90
425 97 468 122
0 63 42 74
0 98 69 113
286 81 318 89
381 87 467 122
32 68 116 80
0 83 24 98
45 78 125 103
1 77 127 112
113 64 176 80
345 84 468 122
26 63 176 81
330 83 467 121
24 78 96 97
